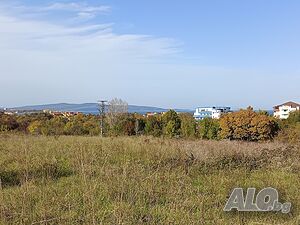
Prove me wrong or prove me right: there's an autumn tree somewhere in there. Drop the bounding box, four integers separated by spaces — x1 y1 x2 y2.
42 117 67 135
0 114 19 131
64 114 87 135
27 120 44 135
219 107 279 141
107 113 136 136
257 110 270 116
82 115 101 136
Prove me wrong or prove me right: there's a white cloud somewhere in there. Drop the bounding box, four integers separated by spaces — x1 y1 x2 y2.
0 1 111 22
45 2 111 13
44 2 111 20
0 2 182 107
0 2 179 57
76 11 96 20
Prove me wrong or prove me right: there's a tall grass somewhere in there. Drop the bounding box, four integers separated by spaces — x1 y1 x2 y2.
0 134 299 224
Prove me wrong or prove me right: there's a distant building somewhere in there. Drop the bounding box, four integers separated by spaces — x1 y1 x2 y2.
3 108 17 115
144 111 168 118
62 111 80 117
44 110 80 118
193 106 231 120
145 112 157 117
273 101 300 119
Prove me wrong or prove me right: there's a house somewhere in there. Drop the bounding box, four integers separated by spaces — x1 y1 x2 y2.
62 112 80 117
3 109 17 115
43 110 79 118
145 112 165 118
193 106 231 120
273 101 300 119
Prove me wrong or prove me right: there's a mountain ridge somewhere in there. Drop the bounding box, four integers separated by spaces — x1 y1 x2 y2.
10 103 192 114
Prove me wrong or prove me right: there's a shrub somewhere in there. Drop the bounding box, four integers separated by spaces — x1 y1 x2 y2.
277 111 300 144
107 113 136 136
286 110 300 124
27 120 44 134
0 114 19 131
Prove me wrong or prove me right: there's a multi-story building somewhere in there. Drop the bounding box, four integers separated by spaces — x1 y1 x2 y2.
193 106 231 120
273 101 300 119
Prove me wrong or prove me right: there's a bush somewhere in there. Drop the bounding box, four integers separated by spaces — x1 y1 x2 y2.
0 114 19 131
286 110 300 124
107 113 136 136
277 111 300 143
27 120 44 134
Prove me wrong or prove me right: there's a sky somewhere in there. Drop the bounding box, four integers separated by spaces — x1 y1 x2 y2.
0 0 299 109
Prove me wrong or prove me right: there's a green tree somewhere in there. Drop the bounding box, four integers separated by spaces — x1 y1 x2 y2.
83 116 101 136
286 110 300 125
277 110 300 143
162 110 181 137
41 117 67 135
198 118 220 140
145 115 162 137
106 113 136 136
64 114 87 135
179 113 196 138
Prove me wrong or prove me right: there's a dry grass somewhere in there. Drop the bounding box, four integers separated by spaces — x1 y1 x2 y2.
0 134 299 224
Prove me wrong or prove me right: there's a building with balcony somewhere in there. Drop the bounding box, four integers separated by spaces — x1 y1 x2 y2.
193 106 231 120
273 101 300 119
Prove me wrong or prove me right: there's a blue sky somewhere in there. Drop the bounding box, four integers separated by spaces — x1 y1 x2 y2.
0 0 299 109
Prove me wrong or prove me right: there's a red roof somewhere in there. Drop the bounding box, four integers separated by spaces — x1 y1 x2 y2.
274 101 300 109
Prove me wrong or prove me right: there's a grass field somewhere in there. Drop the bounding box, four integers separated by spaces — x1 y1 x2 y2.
0 134 299 224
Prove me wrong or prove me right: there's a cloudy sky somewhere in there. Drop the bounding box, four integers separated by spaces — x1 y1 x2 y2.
0 0 299 109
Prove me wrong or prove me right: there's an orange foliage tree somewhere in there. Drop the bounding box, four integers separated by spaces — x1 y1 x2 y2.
219 107 279 141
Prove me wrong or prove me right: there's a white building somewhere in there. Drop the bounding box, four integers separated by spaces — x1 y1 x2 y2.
193 106 231 120
273 101 300 119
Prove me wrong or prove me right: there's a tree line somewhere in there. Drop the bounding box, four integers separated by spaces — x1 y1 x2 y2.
1 106 299 142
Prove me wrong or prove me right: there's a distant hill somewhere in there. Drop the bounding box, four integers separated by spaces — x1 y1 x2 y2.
11 103 192 115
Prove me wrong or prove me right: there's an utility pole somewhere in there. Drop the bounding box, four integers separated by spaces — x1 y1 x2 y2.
98 100 107 137
135 117 139 135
